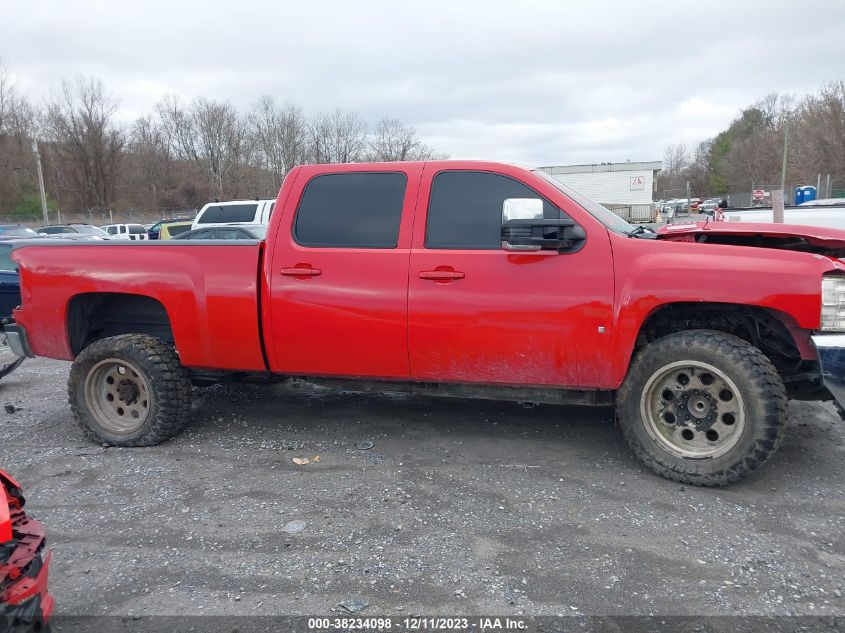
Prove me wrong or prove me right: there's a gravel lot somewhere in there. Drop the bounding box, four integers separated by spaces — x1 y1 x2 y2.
0 357 844 618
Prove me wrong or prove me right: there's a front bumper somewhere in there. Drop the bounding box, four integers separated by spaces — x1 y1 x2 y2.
812 334 845 409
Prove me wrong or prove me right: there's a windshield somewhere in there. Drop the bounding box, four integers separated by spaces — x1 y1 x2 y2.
74 225 109 236
534 171 636 235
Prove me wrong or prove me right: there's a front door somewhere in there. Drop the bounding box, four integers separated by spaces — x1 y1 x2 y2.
267 167 421 378
408 166 615 388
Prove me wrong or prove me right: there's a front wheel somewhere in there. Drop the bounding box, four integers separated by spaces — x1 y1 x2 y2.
617 330 787 486
68 334 192 446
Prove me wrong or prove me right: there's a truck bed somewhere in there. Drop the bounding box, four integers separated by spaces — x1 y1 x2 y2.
12 241 268 371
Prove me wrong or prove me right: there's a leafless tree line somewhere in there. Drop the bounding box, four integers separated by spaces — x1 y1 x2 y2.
658 83 845 199
0 59 446 217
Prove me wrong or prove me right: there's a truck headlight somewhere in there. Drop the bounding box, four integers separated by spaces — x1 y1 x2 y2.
821 276 845 331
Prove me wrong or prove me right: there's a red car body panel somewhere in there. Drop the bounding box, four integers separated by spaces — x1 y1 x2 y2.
407 162 615 388
606 234 834 382
9 161 843 391
657 220 845 248
265 163 422 378
14 243 266 370
1 469 53 623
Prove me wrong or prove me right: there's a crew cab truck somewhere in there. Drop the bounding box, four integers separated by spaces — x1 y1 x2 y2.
7 161 845 487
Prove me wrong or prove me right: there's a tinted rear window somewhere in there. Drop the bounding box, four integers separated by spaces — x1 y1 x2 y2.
128 225 147 234
294 173 406 248
198 204 258 224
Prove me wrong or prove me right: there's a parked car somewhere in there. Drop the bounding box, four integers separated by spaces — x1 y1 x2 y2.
100 223 149 240
148 218 195 240
158 220 195 240
697 198 723 216
0 243 25 379
9 160 845 487
192 199 275 229
37 224 111 239
1 469 53 631
174 223 267 240
0 226 40 240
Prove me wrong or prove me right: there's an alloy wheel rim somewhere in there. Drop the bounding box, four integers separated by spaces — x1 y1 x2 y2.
640 360 745 459
84 358 152 434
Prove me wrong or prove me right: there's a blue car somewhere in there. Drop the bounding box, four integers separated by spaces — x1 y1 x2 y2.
0 242 25 377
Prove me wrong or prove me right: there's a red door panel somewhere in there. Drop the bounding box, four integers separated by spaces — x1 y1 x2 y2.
266 165 422 378
408 164 615 388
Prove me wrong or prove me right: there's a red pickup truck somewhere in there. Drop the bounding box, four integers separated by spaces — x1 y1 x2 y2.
7 161 845 486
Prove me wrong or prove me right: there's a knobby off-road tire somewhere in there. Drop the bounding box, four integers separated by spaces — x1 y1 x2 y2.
68 334 192 446
617 330 787 486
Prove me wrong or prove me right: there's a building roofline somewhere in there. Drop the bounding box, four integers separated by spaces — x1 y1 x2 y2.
538 161 663 175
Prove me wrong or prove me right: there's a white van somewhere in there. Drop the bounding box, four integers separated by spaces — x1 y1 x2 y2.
192 199 275 230
100 224 149 240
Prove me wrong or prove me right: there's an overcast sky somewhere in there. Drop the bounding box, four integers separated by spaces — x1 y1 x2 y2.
3 0 844 165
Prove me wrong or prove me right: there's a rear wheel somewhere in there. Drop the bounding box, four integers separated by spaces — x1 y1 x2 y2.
68 334 191 446
617 330 787 486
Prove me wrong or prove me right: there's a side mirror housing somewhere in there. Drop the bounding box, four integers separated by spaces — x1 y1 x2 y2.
501 198 586 253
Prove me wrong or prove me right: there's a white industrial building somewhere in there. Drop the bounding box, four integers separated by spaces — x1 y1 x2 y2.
537 161 662 221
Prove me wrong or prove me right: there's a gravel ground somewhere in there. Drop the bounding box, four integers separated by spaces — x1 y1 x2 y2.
0 357 843 618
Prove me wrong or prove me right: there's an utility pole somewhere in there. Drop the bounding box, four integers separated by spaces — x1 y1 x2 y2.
32 140 49 226
773 119 789 223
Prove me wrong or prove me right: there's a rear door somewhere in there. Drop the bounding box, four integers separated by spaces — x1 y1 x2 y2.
407 165 615 388
266 165 422 378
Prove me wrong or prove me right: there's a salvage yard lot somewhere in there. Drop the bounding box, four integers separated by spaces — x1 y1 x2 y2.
1 358 844 616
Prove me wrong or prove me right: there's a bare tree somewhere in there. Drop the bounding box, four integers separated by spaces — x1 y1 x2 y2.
0 59 39 215
656 143 691 194
307 109 368 164
0 61 453 217
44 76 124 211
128 115 175 209
157 96 248 199
0 58 15 134
791 82 845 187
367 118 445 161
663 143 689 175
249 96 307 189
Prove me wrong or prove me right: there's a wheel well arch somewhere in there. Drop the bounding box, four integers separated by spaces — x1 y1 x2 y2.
633 301 818 395
67 293 174 356
636 302 803 358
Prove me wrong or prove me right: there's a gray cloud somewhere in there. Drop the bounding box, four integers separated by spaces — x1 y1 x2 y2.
3 0 844 164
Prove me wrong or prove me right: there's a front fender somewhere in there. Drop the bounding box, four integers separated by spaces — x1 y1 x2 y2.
607 234 836 388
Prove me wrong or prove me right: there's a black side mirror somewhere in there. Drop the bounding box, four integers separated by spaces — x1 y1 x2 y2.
501 198 586 253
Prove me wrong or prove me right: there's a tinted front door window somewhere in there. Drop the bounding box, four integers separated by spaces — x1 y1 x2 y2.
425 171 562 249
